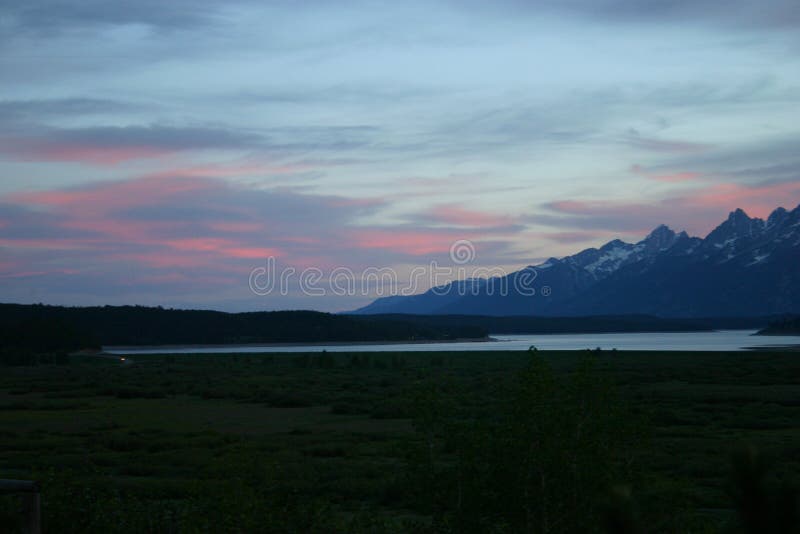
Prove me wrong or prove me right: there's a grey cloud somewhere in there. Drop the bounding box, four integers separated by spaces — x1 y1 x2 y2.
52 124 264 150
0 98 139 122
571 0 800 30
415 79 789 162
0 0 230 32
258 125 379 154
118 187 385 235
624 129 714 153
459 0 800 30
0 122 383 163
727 162 800 185
649 134 800 184
0 203 95 240
234 84 453 107
527 200 736 240
527 209 666 234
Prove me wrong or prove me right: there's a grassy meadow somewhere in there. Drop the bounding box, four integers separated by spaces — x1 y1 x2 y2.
1 349 799 532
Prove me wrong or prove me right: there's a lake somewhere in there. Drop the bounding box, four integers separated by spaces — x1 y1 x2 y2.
106 329 800 354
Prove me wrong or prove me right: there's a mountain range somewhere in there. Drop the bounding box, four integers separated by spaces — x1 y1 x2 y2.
353 204 800 317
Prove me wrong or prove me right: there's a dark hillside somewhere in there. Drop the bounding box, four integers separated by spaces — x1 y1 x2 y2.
0 303 487 349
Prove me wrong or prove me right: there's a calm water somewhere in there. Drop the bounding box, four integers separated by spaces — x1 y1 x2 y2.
107 330 800 355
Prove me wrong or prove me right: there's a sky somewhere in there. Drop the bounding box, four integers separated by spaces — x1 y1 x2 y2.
1 0 799 311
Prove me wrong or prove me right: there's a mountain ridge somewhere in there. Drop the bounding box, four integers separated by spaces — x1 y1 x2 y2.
353 204 800 317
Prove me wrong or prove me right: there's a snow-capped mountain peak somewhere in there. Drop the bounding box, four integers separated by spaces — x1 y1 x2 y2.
352 204 800 317
641 224 679 252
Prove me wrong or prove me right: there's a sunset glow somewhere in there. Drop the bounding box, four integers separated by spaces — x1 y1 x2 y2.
1 0 799 310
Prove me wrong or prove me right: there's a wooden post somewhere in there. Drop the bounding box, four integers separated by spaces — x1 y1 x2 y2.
24 492 41 534
0 479 41 534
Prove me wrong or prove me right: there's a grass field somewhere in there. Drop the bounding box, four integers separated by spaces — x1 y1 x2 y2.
1 350 799 532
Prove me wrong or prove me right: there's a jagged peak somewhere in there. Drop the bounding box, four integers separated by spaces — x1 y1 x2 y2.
599 238 628 252
647 223 674 235
767 206 788 226
351 202 798 316
771 206 787 216
643 224 676 245
705 206 767 242
728 208 751 221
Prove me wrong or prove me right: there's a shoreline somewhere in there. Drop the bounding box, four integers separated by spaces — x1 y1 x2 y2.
743 344 800 351
103 336 497 352
752 331 800 337
103 328 761 352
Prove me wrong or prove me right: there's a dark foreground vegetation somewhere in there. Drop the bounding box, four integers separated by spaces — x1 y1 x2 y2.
1 350 799 532
0 304 487 353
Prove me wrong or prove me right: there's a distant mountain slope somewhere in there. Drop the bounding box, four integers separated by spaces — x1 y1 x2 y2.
352 204 800 317
756 316 800 336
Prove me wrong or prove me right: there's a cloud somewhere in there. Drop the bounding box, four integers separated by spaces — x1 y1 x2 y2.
458 0 800 31
0 172 527 308
624 129 714 154
658 135 800 183
1 0 798 312
0 98 139 122
534 230 634 244
575 0 800 30
8 0 799 36
685 181 800 219
418 79 788 164
1 0 232 32
0 124 265 165
630 164 701 182
536 180 800 237
632 135 800 212
418 204 518 228
0 103 384 165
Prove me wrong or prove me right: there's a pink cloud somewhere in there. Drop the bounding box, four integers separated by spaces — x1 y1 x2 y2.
0 173 527 306
208 221 265 233
224 247 282 259
143 161 314 180
1 177 282 274
0 125 264 166
107 252 215 269
0 137 176 166
686 181 800 219
426 204 515 227
541 180 800 237
350 229 460 256
15 172 791 293
11 175 217 212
